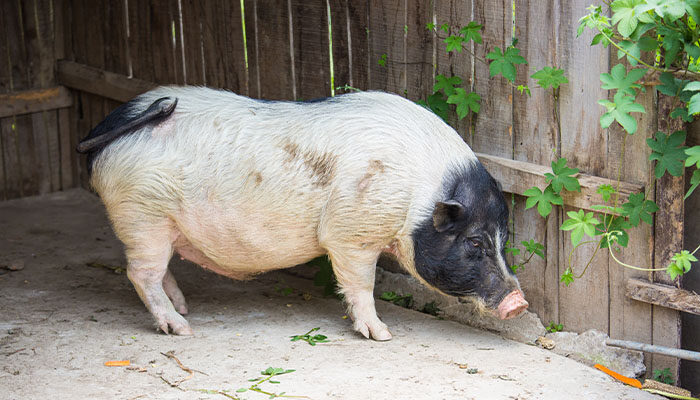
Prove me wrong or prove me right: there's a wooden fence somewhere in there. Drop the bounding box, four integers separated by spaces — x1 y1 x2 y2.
0 0 690 377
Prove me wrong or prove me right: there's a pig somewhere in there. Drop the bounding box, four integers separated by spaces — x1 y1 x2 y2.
78 86 528 340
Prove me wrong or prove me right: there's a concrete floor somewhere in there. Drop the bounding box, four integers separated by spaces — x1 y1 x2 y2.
0 189 662 399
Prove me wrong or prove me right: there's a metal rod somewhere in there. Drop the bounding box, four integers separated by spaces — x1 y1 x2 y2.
606 339 700 362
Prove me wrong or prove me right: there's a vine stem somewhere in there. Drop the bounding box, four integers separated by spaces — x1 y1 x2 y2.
566 240 603 279
606 233 667 272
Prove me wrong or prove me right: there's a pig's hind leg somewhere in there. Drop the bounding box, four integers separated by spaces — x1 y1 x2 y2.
326 249 392 341
121 224 193 335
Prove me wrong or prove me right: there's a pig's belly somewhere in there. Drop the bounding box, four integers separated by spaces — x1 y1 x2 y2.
172 202 325 276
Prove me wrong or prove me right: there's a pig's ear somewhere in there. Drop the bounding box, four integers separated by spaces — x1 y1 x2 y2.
432 200 466 232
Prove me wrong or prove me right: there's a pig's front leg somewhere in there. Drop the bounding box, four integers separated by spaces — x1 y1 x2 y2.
126 245 193 335
162 268 188 315
327 250 392 341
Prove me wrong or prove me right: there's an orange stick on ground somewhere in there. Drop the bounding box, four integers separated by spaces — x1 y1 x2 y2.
594 364 642 389
104 360 130 367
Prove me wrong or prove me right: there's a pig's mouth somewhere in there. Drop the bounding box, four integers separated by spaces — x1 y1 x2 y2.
457 290 529 320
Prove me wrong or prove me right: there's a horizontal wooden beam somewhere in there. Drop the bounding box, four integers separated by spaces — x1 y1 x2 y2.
0 86 73 118
626 278 700 315
56 59 155 102
477 153 644 212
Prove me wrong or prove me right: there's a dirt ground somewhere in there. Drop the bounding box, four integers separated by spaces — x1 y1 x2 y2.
0 189 661 399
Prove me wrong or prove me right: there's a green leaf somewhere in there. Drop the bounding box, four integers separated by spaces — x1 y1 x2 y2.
433 74 462 96
687 0 700 23
659 26 683 68
440 23 449 33
647 131 688 178
688 92 700 115
666 250 697 280
599 91 646 134
600 64 647 95
237 388 248 393
642 0 686 20
610 0 646 38
617 37 657 66
561 209 600 246
447 88 481 119
377 53 387 67
531 67 568 90
418 92 450 122
670 107 693 122
544 157 580 193
596 215 631 248
524 186 563 218
560 267 574 286
445 35 464 53
516 84 531 96
426 22 435 31
459 21 483 44
686 169 700 199
486 46 527 83
521 239 545 259
620 192 659 227
683 81 700 93
596 184 617 203
686 146 700 168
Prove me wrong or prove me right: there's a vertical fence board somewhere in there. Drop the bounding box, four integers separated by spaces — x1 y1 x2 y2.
434 1 472 144
220 0 246 92
368 0 404 94
511 0 559 324
556 0 610 334
254 0 293 100
150 0 178 84
346 0 369 90
330 0 350 93
405 0 432 102
128 0 155 82
292 0 331 100
180 0 205 86
0 1 12 199
472 0 512 156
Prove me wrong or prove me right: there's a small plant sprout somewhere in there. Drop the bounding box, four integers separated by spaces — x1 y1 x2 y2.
652 368 675 385
379 291 414 308
545 321 563 333
236 367 306 399
377 53 387 67
290 327 330 346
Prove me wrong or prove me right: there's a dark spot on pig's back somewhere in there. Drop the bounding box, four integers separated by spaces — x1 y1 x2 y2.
357 159 386 195
281 139 337 187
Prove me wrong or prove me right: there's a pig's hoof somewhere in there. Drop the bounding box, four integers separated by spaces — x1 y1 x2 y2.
156 314 194 335
353 320 392 341
176 304 189 315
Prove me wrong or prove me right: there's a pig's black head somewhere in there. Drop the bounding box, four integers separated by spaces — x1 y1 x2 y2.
412 162 525 315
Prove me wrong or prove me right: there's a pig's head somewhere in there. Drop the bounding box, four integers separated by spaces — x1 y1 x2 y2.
412 162 528 320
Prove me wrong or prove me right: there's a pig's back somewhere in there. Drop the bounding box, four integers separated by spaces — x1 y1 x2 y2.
91 87 476 272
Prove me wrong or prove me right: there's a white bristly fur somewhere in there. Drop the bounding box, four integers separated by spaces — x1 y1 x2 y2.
91 87 478 339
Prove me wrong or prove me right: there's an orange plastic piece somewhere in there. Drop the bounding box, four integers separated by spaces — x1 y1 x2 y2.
594 363 642 389
104 360 130 367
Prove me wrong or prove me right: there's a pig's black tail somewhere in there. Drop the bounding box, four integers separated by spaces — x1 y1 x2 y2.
76 96 178 154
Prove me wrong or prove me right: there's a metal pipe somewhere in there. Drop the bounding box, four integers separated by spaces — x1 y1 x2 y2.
606 339 700 362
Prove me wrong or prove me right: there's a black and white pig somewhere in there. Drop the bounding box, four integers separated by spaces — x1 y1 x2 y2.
78 87 528 340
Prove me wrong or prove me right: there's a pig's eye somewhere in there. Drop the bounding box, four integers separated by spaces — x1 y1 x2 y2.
467 237 482 248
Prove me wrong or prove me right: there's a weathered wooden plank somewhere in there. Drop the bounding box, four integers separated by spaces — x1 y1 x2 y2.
291 0 331 100
128 0 155 82
556 0 611 335
180 0 206 86
405 0 433 103
57 60 156 102
244 0 260 96
150 0 178 84
472 0 512 156
368 0 404 93
254 0 294 100
54 0 77 190
511 0 559 324
627 279 700 315
0 87 72 118
345 0 368 90
477 153 643 211
651 93 685 379
329 0 350 93
219 0 246 92
57 108 73 189
0 119 22 199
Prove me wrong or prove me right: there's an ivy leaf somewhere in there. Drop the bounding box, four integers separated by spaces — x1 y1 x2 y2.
687 0 700 23
444 35 465 53
617 37 657 66
686 146 700 168
596 215 631 248
688 93 700 115
544 157 580 193
560 267 574 286
521 239 545 259
670 107 693 122
524 186 563 218
620 192 659 227
486 46 527 83
596 184 617 203
598 91 646 134
505 240 521 257
686 169 700 199
647 130 688 178
459 21 483 44
433 74 462 96
531 67 568 90
440 23 449 33
666 250 697 280
610 0 647 38
417 92 449 122
426 22 435 31
600 64 647 95
659 25 683 68
641 0 686 20
447 88 481 119
561 209 600 246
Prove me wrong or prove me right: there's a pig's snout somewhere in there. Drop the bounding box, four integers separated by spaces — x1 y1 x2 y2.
496 290 528 320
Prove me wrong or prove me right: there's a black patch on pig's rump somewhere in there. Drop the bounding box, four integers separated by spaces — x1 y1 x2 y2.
412 161 511 304
77 96 177 174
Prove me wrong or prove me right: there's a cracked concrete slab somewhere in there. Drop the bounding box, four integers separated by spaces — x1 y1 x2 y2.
0 189 661 399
